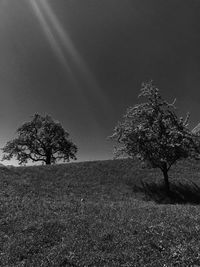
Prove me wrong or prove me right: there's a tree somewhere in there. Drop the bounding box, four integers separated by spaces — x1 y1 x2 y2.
110 81 199 194
2 114 77 165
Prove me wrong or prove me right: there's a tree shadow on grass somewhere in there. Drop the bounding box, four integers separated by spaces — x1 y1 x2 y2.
133 180 200 204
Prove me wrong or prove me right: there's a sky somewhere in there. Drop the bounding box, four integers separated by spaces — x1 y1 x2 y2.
0 0 200 165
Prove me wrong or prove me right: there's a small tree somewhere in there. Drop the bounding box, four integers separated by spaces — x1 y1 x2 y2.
110 81 199 194
2 114 77 165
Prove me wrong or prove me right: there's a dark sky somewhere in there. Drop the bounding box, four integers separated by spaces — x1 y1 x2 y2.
1 0 200 165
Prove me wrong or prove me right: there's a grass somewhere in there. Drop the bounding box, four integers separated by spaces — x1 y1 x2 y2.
1 158 200 266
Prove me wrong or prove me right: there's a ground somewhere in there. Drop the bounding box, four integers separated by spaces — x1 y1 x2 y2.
1 158 200 266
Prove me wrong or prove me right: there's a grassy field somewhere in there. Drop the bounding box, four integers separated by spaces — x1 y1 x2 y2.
1 159 200 266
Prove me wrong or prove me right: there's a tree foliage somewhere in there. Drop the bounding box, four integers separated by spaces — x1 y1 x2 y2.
110 81 199 193
2 114 77 165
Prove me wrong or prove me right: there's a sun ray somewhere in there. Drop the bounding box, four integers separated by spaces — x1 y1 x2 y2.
28 0 97 116
28 0 114 130
38 0 112 112
29 0 75 80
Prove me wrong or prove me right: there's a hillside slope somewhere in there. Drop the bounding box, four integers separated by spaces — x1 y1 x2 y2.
1 159 200 266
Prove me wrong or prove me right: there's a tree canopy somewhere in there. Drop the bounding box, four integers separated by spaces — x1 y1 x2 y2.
2 114 77 165
110 81 199 193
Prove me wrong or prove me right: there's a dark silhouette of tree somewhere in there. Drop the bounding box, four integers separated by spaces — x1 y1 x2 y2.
2 114 77 165
110 81 199 194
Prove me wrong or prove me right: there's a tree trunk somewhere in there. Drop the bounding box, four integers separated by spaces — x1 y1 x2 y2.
162 168 170 195
45 154 51 165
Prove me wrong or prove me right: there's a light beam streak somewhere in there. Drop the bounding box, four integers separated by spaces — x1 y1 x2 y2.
28 0 113 118
29 0 75 80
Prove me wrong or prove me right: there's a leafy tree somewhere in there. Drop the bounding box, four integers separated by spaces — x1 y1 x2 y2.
2 114 77 165
110 81 199 194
